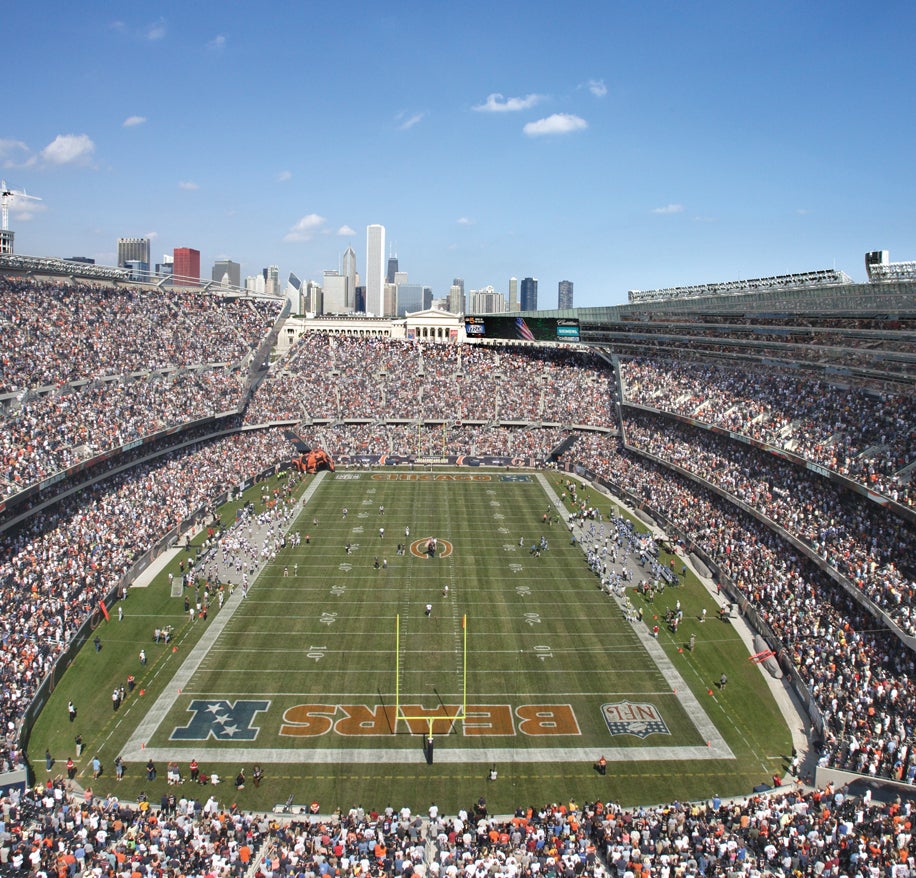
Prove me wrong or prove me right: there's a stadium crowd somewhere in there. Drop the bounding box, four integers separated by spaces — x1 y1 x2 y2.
620 358 915 506
621 412 916 637
0 427 293 773
310 423 573 460
0 277 913 858
2 777 915 878
0 279 282 502
600 314 915 381
560 434 916 783
0 371 245 500
0 277 281 392
243 335 616 427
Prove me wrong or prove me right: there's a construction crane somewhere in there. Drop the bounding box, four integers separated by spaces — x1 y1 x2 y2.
0 181 41 231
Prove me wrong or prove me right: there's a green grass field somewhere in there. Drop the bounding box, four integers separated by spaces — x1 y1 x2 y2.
30 469 793 813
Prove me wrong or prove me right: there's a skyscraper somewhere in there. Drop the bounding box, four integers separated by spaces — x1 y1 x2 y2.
386 252 399 284
264 265 280 296
383 282 397 318
468 286 506 314
366 224 386 315
508 277 518 311
173 247 201 286
212 259 241 288
118 237 150 269
449 283 465 314
558 280 574 310
520 277 538 311
396 283 424 316
287 272 302 312
322 271 348 314
342 246 357 310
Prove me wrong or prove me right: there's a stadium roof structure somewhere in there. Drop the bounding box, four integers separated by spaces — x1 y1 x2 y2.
627 268 853 305
533 279 916 323
866 261 916 283
0 252 130 282
0 252 282 300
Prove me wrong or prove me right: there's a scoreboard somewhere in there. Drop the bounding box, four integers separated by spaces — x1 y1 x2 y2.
465 315 580 342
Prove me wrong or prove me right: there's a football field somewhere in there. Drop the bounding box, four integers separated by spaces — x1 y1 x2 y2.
33 469 792 810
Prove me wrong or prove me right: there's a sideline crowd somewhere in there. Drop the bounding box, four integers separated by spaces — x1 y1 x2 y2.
1 779 913 878
559 434 916 784
620 359 914 506
621 412 915 637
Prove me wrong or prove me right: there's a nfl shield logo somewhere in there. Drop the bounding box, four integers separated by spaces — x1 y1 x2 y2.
602 701 670 738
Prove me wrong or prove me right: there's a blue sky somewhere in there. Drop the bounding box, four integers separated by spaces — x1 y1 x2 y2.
3 1 915 308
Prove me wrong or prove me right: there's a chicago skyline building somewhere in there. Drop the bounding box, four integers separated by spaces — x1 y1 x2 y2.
386 252 399 284
366 224 386 315
322 270 348 314
448 282 465 314
558 279 574 309
508 277 518 311
396 283 424 316
468 285 506 314
173 247 201 286
117 237 150 269
264 265 280 297
342 246 357 311
520 277 538 311
212 259 241 288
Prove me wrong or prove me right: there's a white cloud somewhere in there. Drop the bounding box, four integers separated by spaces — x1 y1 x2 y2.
0 139 29 167
178 180 199 190
586 79 607 98
123 115 147 127
456 217 473 226
208 34 227 50
523 113 588 137
276 170 292 183
337 225 356 236
284 214 326 242
40 134 95 166
396 112 425 131
146 18 167 41
146 231 159 240
473 92 544 112
651 203 684 215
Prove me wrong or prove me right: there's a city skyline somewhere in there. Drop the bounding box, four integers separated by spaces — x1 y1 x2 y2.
3 2 915 306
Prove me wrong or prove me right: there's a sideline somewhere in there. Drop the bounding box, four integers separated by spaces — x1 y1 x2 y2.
559 470 811 780
121 472 328 758
536 473 734 762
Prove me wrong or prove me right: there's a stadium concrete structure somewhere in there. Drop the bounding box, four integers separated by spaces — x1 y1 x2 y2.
0 250 914 869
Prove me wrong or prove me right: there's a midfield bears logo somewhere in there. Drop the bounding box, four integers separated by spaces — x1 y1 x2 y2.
171 700 270 741
602 701 670 739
